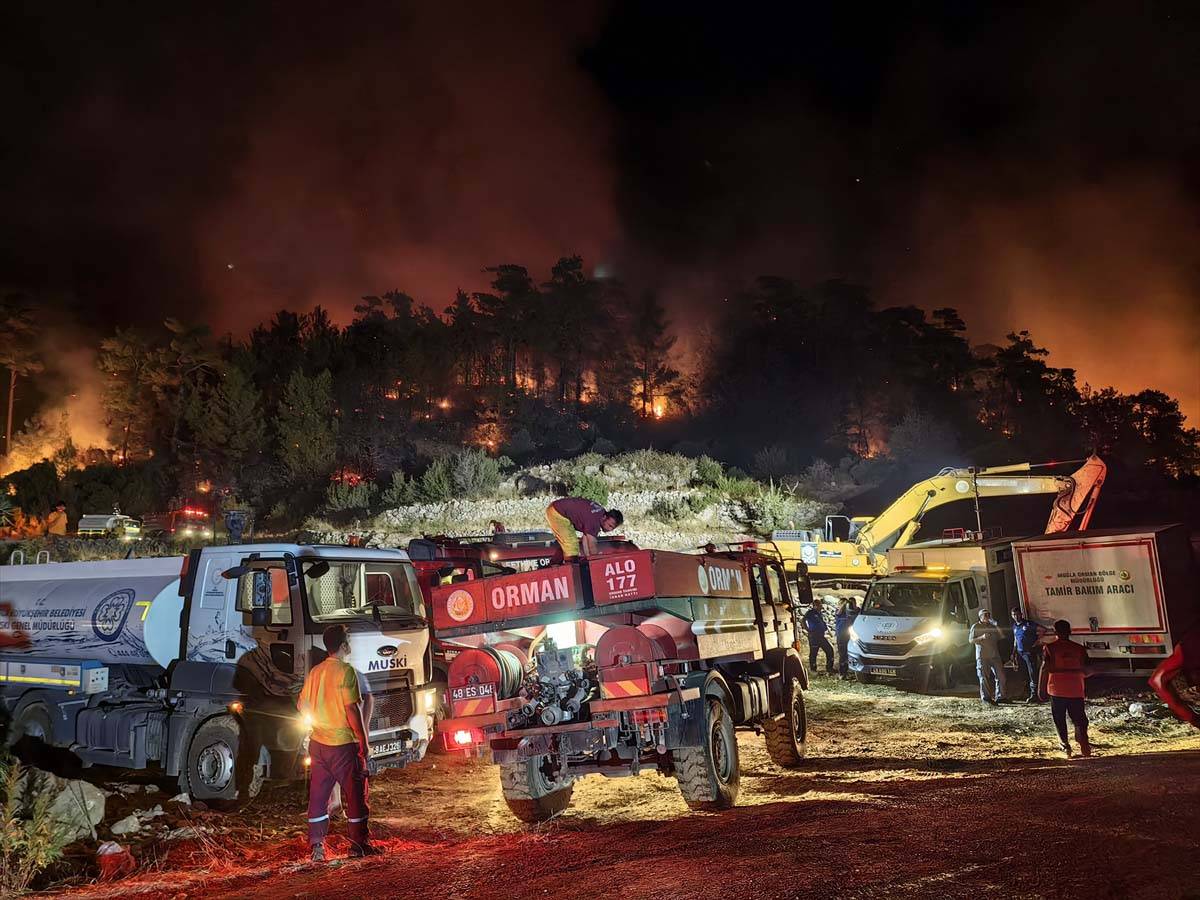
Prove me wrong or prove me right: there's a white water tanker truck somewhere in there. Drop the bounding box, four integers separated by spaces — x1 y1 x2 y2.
0 544 437 804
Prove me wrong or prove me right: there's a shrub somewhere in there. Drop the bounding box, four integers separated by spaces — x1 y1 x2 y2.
590 437 618 456
693 455 724 488
451 449 503 499
324 480 378 515
379 471 416 508
568 472 609 507
0 758 70 896
686 491 715 514
418 458 455 502
649 495 689 523
612 450 694 489
751 444 792 479
502 428 537 459
731 482 829 536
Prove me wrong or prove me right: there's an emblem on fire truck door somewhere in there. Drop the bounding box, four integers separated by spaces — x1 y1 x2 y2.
696 565 710 595
446 589 475 623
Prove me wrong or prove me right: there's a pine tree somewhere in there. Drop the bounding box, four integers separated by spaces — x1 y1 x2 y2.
276 369 337 483
192 365 266 487
630 291 683 418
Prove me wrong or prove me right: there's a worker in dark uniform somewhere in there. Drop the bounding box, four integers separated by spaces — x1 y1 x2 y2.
803 600 835 676
834 597 859 679
545 497 623 563
298 625 380 861
1011 608 1046 702
1038 619 1094 757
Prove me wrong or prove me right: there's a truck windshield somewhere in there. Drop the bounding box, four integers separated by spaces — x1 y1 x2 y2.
862 582 945 617
305 561 426 623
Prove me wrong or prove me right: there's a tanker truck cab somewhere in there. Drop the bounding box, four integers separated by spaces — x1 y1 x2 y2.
213 546 436 780
0 543 432 808
847 568 982 689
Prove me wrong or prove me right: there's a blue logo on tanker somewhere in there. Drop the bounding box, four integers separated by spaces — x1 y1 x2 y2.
92 589 136 642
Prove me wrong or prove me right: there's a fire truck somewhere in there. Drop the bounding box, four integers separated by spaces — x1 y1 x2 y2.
405 531 638 743
429 542 814 821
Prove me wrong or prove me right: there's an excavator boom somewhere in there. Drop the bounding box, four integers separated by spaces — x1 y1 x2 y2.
773 454 1106 584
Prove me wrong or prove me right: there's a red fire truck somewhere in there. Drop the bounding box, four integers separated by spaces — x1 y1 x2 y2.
429 543 814 821
406 531 638 743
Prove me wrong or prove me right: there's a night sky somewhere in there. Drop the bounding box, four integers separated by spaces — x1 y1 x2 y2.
3 2 1198 418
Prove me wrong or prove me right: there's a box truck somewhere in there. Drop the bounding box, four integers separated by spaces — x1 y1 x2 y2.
847 525 1199 688
1011 526 1199 671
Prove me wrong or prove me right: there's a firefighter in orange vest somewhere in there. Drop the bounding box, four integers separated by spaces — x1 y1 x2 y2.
298 625 381 861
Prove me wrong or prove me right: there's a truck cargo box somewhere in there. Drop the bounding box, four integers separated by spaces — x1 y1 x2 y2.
1012 525 1199 665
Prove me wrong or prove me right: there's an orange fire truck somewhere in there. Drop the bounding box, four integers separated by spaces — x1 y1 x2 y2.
429 542 814 821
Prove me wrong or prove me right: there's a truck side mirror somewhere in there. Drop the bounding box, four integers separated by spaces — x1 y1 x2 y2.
249 570 273 627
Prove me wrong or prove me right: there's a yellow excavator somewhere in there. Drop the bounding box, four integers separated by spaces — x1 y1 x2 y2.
772 455 1106 587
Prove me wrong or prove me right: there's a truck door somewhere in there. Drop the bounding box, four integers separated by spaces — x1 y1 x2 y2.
231 558 309 698
943 581 971 666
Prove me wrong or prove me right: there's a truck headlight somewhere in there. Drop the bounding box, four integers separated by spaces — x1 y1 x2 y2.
913 627 944 646
422 689 437 713
299 711 314 732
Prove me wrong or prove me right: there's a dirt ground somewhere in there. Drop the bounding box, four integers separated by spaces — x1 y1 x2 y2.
49 678 1200 900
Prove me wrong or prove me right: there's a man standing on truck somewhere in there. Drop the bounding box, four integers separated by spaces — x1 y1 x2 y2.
298 625 380 861
970 609 1005 705
1011 608 1045 703
803 600 836 676
545 497 623 564
1038 619 1093 757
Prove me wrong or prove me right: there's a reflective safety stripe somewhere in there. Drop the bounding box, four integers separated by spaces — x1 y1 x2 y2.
347 817 367 823
308 814 330 823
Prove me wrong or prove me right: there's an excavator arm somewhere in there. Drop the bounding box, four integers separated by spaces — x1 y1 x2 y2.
854 455 1106 562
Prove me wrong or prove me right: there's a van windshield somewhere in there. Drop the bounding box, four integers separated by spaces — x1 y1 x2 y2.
305 561 426 624
862 582 944 617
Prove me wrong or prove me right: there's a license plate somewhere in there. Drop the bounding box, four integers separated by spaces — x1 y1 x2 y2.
872 666 899 677
450 682 496 701
370 740 405 758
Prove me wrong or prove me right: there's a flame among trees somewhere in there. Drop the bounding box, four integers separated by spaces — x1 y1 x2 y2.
1 259 1198 524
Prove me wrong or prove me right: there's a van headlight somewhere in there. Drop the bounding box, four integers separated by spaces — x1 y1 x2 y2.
913 627 944 646
848 625 860 642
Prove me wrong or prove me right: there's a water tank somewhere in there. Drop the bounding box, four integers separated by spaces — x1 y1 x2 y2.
0 558 186 669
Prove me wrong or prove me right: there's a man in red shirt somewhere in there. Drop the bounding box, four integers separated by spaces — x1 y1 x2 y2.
1149 628 1200 728
545 497 623 563
1038 619 1094 757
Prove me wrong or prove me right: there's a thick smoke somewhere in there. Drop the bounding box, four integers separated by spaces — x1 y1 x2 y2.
195 5 619 330
880 174 1200 423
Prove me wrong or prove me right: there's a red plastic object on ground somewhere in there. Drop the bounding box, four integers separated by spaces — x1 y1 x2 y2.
1150 628 1200 727
96 841 136 881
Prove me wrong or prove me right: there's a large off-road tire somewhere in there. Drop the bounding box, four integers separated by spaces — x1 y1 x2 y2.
674 698 740 810
499 755 574 823
762 677 807 767
181 715 263 807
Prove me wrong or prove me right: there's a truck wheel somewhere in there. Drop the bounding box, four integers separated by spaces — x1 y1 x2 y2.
762 677 806 767
182 715 263 807
674 698 740 810
499 755 574 823
7 703 52 747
